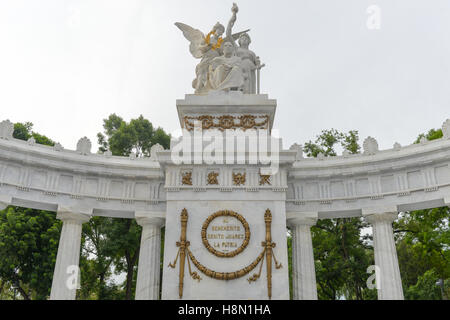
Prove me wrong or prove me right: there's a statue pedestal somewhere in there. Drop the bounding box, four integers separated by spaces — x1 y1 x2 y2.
176 92 277 133
160 93 294 300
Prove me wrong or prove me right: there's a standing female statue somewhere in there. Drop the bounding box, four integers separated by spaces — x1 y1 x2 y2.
235 33 259 94
224 4 261 94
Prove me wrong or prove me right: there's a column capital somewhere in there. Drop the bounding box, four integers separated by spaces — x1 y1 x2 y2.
444 196 450 208
286 211 318 227
56 206 92 223
362 206 398 224
0 195 12 210
135 211 165 227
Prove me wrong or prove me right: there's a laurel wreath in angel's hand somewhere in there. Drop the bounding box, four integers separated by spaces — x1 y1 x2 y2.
175 22 250 59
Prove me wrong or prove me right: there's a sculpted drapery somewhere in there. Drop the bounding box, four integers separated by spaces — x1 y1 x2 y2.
209 42 244 91
175 3 262 95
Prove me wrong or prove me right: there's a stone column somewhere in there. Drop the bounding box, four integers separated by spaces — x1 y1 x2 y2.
50 209 90 300
291 226 298 300
363 208 404 300
135 213 165 300
287 213 318 300
0 195 11 210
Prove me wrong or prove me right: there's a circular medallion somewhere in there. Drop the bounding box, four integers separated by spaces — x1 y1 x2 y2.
201 210 250 258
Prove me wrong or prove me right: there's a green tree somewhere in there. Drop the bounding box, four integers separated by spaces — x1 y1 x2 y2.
0 122 59 300
86 114 170 300
304 129 360 158
395 208 450 290
97 114 170 156
394 127 449 299
0 207 61 299
13 122 55 146
287 230 293 299
77 216 124 300
405 270 447 300
414 128 443 144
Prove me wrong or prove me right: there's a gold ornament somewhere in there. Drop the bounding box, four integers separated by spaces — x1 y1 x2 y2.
168 208 282 299
232 173 246 186
259 174 271 186
205 31 223 51
201 210 250 258
181 171 192 186
207 172 219 185
183 115 269 132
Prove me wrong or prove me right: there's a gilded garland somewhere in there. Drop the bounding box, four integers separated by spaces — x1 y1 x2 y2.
205 30 223 51
168 208 282 299
183 115 269 131
201 210 250 258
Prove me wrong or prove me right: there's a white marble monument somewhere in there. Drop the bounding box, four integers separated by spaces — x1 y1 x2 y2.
159 92 292 300
0 2 450 300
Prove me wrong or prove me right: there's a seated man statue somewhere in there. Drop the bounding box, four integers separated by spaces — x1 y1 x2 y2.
208 41 245 92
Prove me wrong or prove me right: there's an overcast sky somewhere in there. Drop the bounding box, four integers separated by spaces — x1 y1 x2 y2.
1 0 449 153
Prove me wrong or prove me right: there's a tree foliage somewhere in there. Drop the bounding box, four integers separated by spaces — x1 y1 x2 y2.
405 270 448 300
415 128 443 144
302 129 376 299
299 127 449 300
79 114 171 300
304 129 360 157
13 122 55 146
0 122 59 300
394 128 450 299
0 207 61 300
97 114 170 156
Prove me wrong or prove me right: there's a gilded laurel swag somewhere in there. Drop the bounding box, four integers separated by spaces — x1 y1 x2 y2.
168 208 282 299
201 210 250 258
183 115 269 131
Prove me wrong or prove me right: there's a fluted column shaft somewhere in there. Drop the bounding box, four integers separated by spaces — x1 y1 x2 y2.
291 228 298 300
288 216 318 300
50 210 90 300
365 211 404 300
135 216 164 300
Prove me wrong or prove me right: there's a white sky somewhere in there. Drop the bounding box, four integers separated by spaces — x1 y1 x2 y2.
0 0 449 152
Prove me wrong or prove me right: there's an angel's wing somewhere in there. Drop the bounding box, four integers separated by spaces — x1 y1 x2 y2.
232 29 251 41
175 22 206 59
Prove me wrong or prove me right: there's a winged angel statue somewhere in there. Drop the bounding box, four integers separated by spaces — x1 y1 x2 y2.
175 3 262 94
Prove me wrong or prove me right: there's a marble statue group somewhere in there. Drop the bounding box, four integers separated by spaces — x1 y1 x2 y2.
175 3 264 94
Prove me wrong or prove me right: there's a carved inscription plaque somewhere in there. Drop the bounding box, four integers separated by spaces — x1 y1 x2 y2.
201 210 250 258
